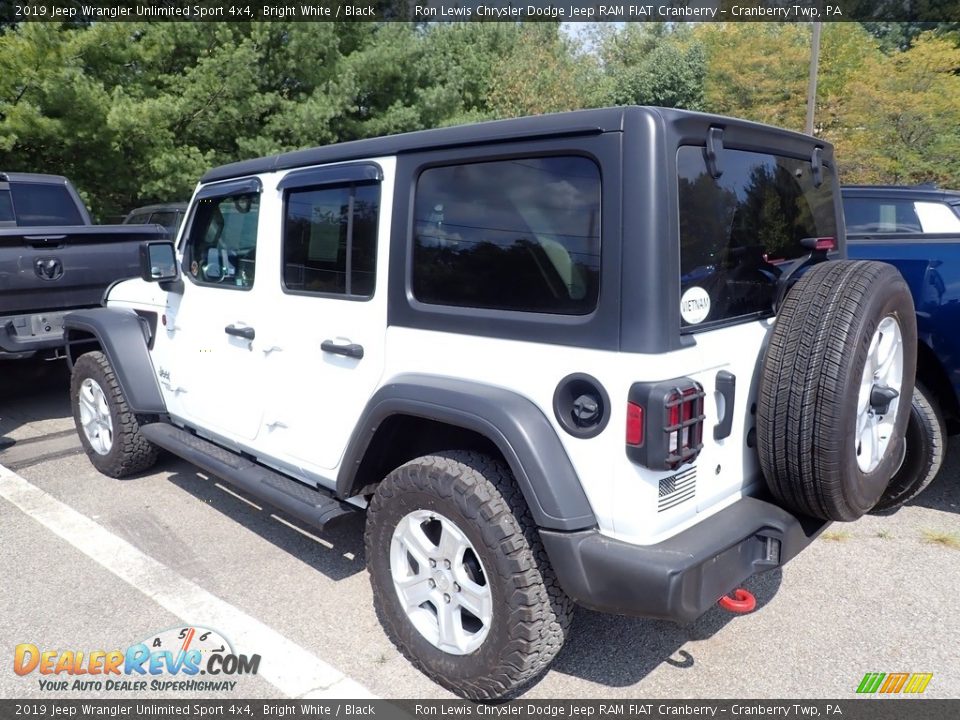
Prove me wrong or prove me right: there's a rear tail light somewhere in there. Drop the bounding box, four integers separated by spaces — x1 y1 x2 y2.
626 378 706 470
626 402 644 446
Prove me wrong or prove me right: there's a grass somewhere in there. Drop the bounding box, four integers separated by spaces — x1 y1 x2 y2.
921 529 960 550
821 529 853 542
876 529 894 540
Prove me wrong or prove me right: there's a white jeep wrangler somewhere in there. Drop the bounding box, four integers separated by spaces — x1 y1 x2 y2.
65 107 916 699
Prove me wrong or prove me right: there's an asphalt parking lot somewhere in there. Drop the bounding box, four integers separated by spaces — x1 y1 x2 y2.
1 359 958 700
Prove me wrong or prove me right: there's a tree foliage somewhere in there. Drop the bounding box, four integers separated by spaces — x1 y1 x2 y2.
1 21 959 219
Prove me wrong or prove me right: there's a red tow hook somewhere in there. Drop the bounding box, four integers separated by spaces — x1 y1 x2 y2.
718 588 756 614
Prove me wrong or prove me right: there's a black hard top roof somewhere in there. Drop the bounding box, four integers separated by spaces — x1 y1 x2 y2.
0 172 69 184
201 105 829 185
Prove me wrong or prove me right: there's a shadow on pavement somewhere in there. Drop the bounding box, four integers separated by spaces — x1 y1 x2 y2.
163 463 366 582
0 358 72 448
548 568 782 689
906 440 960 516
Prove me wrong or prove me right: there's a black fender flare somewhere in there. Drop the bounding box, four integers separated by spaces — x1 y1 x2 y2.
336 374 596 531
64 307 166 415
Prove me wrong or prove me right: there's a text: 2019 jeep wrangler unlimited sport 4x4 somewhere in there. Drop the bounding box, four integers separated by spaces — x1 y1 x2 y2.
64 107 916 699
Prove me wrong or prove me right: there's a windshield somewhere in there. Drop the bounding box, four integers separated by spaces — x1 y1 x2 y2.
677 145 837 330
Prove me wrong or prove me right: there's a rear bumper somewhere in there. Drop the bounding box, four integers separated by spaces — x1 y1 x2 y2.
539 496 827 623
0 313 67 355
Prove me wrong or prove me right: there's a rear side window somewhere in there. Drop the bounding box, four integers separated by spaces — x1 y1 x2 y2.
0 190 13 224
678 145 837 329
845 197 960 234
184 193 260 289
915 201 960 232
149 210 182 237
412 156 601 315
843 198 921 233
283 183 379 297
9 183 84 226
124 212 151 225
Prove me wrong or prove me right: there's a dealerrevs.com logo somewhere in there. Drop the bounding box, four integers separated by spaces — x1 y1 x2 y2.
13 626 260 692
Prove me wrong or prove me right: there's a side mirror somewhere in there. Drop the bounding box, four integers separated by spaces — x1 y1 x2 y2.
139 241 179 283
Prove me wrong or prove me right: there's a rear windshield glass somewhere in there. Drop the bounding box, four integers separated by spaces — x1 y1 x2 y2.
678 145 837 330
9 183 85 226
0 190 13 223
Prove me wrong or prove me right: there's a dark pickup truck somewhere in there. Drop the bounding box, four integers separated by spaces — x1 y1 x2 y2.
0 172 165 359
845 184 960 510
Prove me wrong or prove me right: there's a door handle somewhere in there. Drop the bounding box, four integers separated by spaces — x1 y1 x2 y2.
225 324 255 340
321 340 364 359
714 370 736 440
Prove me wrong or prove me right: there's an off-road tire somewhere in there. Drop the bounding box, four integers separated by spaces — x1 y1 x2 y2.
364 451 574 700
872 382 945 512
757 261 917 521
70 351 159 478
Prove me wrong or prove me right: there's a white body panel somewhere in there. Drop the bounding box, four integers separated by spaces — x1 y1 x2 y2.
376 319 769 544
255 157 394 475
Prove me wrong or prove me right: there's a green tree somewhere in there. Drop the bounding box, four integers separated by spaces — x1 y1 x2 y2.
694 23 811 132
486 24 599 119
592 24 706 111
829 32 960 185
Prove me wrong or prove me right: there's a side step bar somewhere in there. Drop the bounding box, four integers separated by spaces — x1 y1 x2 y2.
141 423 358 531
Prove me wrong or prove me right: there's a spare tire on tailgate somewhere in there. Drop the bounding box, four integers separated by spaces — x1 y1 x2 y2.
757 260 917 521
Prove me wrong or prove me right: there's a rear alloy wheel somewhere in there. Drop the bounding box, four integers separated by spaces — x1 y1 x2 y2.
365 451 573 700
757 261 918 521
390 509 493 655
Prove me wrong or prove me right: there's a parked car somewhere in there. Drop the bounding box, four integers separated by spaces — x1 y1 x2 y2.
845 184 960 510
0 172 166 360
64 108 915 699
123 202 188 240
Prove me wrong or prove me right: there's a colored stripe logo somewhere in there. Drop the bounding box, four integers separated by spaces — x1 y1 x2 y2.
856 672 933 694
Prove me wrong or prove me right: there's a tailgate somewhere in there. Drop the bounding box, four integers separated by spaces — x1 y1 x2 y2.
0 225 166 315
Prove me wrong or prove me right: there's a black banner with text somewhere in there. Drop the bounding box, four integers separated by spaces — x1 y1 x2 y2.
2 0 960 23
1 700 959 720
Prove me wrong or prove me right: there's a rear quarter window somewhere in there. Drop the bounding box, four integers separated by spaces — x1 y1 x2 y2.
678 145 837 330
412 156 601 315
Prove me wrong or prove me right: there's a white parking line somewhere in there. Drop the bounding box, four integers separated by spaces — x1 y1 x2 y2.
0 463 375 699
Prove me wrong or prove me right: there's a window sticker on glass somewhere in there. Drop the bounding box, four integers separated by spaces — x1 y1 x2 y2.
680 286 711 325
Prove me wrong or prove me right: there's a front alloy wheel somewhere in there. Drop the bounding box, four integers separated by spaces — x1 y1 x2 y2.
78 377 114 455
70 350 158 478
